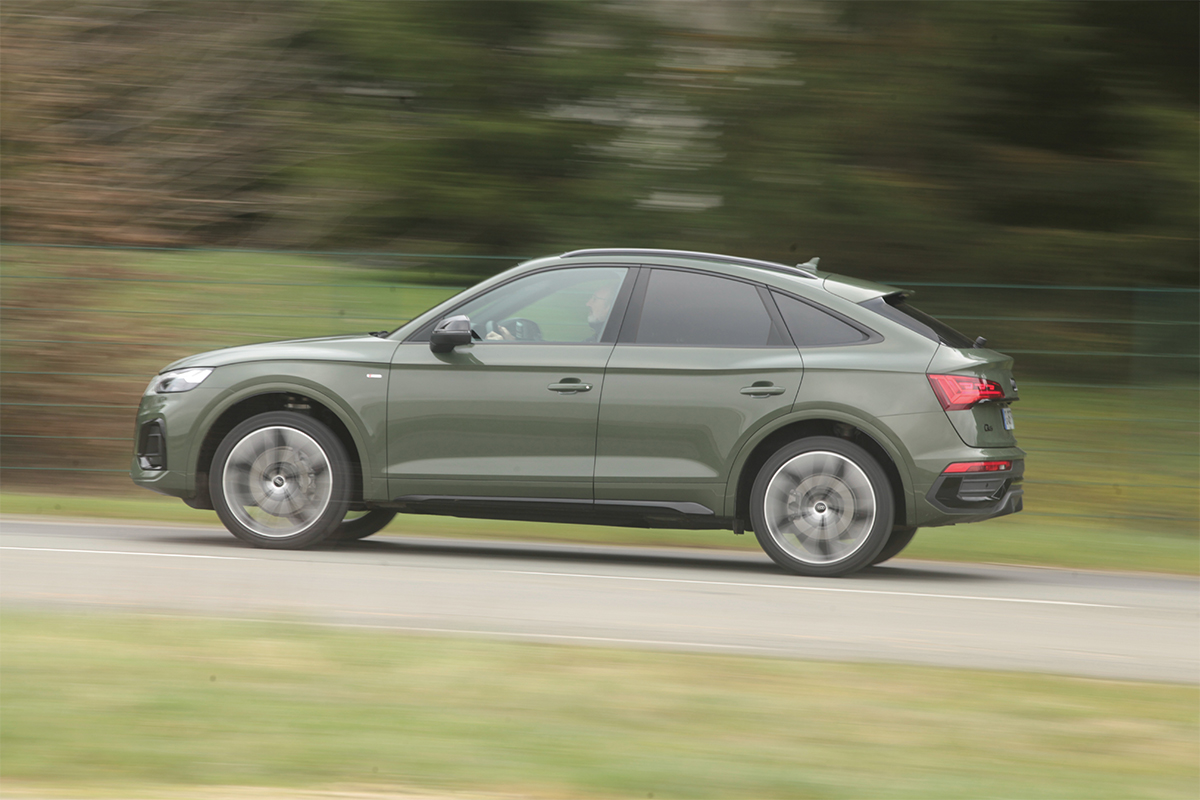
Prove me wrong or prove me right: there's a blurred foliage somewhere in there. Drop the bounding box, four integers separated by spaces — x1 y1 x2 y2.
2 1 1196 286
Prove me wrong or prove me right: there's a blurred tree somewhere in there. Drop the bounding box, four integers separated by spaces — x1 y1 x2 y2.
251 0 665 261
629 1 1198 286
1079 1 1199 105
1 0 1195 287
0 1 316 245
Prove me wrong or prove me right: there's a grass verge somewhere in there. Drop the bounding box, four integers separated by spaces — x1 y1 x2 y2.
3 491 1197 575
2 611 1197 800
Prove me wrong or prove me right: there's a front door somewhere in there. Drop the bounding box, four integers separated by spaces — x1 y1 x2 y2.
387 266 630 501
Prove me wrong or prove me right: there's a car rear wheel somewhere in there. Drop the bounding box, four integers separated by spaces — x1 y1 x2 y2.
750 437 894 577
210 411 350 549
335 509 397 541
870 526 918 566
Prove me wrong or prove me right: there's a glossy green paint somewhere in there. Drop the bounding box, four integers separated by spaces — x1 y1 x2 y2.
132 386 219 497
713 327 1026 527
386 340 612 500
132 248 1025 547
133 336 399 502
787 338 936 524
926 346 1020 448
596 344 803 513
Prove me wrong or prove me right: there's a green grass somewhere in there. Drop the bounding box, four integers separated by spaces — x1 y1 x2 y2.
1 245 464 347
2 611 1196 800
1013 383 1199 538
3 490 1197 575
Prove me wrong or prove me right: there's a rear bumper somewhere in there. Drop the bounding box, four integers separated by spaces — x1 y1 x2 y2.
923 459 1024 524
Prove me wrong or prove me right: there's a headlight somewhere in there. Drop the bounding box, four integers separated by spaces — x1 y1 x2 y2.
147 368 213 394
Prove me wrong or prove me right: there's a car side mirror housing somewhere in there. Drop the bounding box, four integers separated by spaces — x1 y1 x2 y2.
430 315 473 353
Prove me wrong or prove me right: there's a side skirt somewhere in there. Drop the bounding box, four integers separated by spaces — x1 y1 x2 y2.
385 495 733 531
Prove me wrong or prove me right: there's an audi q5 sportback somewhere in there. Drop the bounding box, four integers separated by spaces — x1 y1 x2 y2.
132 248 1023 577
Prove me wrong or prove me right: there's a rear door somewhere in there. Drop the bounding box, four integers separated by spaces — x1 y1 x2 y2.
594 267 803 515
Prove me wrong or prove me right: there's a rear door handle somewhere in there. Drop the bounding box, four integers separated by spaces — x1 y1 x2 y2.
740 383 786 397
548 380 592 394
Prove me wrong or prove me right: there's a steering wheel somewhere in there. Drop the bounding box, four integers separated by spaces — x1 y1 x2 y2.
495 317 543 341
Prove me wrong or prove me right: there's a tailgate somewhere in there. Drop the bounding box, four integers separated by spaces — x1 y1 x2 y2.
927 345 1020 448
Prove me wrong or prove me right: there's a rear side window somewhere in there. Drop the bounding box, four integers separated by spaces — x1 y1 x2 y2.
864 294 975 348
771 292 871 347
632 269 782 347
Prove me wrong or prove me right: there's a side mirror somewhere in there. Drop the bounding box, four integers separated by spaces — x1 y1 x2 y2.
430 314 473 353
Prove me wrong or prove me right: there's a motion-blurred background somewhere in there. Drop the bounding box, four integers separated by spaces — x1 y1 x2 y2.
2 5 1198 798
2 1 1197 551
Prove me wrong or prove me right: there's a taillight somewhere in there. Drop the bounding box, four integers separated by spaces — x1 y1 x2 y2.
928 374 1005 411
943 461 1012 473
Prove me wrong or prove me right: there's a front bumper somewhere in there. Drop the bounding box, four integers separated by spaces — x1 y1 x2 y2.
129 386 213 500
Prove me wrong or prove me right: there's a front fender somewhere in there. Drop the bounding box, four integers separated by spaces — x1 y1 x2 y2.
189 361 388 496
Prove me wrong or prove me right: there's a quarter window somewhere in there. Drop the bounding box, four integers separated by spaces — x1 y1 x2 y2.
633 269 781 347
772 292 870 347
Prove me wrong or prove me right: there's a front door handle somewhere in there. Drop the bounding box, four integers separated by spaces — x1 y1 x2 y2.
740 383 786 397
548 379 592 394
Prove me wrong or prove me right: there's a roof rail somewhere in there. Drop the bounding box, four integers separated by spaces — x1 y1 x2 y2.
560 248 819 279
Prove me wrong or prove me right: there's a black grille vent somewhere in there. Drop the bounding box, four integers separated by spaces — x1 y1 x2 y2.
137 420 166 470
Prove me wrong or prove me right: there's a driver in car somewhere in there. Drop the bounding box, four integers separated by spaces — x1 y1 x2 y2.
583 283 616 341
485 279 618 342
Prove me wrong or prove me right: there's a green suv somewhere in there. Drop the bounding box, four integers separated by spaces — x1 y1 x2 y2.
132 249 1023 577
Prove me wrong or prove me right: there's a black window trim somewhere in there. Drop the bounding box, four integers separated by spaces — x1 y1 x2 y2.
617 265 794 349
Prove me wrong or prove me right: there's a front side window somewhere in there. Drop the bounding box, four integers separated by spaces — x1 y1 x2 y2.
632 269 783 347
452 267 628 343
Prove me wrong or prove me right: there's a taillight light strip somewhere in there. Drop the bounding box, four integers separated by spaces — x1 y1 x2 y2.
927 373 1006 411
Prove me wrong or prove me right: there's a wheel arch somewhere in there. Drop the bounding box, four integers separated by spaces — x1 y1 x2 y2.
728 414 911 530
188 387 367 510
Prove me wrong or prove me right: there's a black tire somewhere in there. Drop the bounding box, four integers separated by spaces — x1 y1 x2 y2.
335 509 397 541
750 436 894 577
210 411 351 549
870 526 918 566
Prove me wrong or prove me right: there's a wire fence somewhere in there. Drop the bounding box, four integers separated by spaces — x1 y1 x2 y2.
1 243 1197 534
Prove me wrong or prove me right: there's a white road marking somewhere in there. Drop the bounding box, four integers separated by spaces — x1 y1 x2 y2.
0 546 250 561
2 545 1128 609
496 570 1129 609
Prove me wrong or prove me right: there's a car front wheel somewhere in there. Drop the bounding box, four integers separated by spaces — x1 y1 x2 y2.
750 436 894 577
210 411 351 549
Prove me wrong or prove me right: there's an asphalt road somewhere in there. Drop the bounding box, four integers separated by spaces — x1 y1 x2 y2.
2 517 1196 684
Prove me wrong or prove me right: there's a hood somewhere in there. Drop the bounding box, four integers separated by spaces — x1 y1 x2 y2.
161 334 395 372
